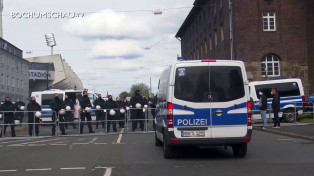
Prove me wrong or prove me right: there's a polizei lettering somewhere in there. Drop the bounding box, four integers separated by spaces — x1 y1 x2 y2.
177 119 207 126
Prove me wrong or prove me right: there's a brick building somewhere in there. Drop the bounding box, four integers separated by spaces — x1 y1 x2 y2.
176 0 314 96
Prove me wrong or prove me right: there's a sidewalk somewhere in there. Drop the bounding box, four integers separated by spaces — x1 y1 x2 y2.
254 122 314 142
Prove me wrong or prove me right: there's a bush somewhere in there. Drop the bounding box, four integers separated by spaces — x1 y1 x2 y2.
297 113 313 121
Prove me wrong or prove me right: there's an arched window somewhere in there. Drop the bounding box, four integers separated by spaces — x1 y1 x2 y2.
261 54 280 77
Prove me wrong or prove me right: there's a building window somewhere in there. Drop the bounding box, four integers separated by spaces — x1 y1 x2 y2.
21 80 23 89
220 25 224 41
214 32 218 46
204 41 208 55
7 75 9 86
261 54 280 77
200 43 203 58
11 77 15 87
263 12 276 31
209 37 213 51
0 74 3 85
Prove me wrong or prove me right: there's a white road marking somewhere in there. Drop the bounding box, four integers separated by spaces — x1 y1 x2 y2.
51 143 67 146
18 138 63 145
0 138 40 145
95 166 115 169
0 170 17 172
26 168 52 171
104 167 113 176
28 144 46 147
60 167 86 170
7 144 25 147
77 138 85 141
277 139 293 141
73 143 89 145
116 128 124 144
89 137 98 144
94 143 108 145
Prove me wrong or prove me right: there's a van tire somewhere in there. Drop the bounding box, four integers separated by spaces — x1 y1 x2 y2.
155 132 162 146
232 143 247 158
283 109 295 123
163 135 175 159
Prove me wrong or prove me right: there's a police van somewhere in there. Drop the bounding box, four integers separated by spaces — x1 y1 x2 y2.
31 89 98 123
155 60 252 158
249 79 305 122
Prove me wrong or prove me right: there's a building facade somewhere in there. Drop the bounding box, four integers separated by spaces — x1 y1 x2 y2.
176 0 314 96
0 37 29 102
26 54 83 95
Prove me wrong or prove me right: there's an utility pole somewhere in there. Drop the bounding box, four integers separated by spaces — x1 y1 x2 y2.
229 0 234 60
149 77 152 94
0 0 3 38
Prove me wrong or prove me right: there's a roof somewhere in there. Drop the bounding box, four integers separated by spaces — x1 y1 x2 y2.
175 0 209 38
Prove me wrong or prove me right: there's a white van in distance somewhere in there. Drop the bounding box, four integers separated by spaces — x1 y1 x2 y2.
155 60 252 158
249 79 305 122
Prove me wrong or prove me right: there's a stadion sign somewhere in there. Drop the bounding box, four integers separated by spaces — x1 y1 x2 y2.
29 70 55 80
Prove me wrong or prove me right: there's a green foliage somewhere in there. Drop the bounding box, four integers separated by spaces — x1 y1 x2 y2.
129 83 150 97
119 91 130 98
297 113 314 121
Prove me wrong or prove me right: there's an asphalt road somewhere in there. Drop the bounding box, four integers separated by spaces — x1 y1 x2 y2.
0 130 313 176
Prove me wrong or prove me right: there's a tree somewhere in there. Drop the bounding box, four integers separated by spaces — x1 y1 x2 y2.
129 83 150 97
119 91 130 98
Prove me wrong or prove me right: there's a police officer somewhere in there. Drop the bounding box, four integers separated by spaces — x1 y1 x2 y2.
93 94 105 129
105 95 118 132
130 90 144 131
148 93 157 130
27 96 41 136
0 97 16 137
80 91 94 134
14 97 25 123
50 93 66 135
117 96 129 128
64 95 76 129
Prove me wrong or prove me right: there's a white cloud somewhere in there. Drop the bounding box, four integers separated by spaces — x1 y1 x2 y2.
63 9 153 40
90 39 144 59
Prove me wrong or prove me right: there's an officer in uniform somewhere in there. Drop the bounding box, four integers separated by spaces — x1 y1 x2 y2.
14 97 25 123
93 94 106 129
64 95 76 129
27 96 41 136
0 97 16 137
80 91 94 134
148 94 157 130
50 93 66 135
117 96 129 128
130 90 144 131
105 95 118 132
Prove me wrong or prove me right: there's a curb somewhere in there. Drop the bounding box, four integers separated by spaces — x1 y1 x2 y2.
254 128 314 142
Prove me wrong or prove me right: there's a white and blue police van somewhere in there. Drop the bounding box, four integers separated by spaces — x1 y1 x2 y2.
155 60 252 158
249 79 305 122
31 89 98 123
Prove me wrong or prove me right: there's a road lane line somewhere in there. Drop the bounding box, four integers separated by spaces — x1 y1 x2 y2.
28 144 47 147
19 138 63 145
7 144 25 147
277 139 293 141
0 138 40 145
116 128 124 144
0 170 17 172
104 167 113 176
94 143 108 145
60 167 86 170
95 166 115 169
26 168 52 171
73 143 89 145
89 137 98 144
51 143 67 146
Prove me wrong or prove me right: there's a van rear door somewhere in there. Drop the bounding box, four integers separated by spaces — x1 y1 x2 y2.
172 62 212 139
209 62 248 138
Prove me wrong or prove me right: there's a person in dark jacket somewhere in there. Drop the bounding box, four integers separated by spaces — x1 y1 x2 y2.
259 91 268 129
14 97 25 123
64 95 76 129
93 94 106 129
27 96 41 136
50 93 66 135
130 90 144 131
0 97 16 137
105 95 118 132
271 88 281 128
117 96 129 128
148 94 157 130
80 91 94 134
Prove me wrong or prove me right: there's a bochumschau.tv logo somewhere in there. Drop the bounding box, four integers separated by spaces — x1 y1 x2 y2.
11 12 85 19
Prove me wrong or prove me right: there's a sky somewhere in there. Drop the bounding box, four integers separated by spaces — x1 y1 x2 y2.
2 0 194 97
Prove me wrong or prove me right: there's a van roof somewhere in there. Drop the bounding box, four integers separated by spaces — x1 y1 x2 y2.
176 60 244 64
250 78 302 85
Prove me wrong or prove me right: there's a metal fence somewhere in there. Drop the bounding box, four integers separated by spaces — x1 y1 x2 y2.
0 108 157 138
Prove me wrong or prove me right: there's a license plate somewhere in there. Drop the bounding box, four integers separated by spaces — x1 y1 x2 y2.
181 131 205 137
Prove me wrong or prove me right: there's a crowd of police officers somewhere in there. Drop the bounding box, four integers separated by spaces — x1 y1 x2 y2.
0 90 157 137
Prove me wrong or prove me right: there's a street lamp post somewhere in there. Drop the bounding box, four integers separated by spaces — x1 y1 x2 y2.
45 33 57 55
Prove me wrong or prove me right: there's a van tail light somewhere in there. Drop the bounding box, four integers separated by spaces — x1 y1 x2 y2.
302 96 306 108
167 102 174 128
247 101 252 126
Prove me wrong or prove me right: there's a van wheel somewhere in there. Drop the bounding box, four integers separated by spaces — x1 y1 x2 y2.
283 109 295 123
232 143 247 158
163 135 175 159
155 132 162 146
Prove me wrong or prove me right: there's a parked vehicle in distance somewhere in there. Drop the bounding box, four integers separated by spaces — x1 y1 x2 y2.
305 93 314 112
249 79 305 123
155 60 252 159
31 89 98 123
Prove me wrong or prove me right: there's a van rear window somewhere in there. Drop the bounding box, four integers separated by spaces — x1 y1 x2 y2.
42 94 64 106
174 66 245 102
255 82 301 99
